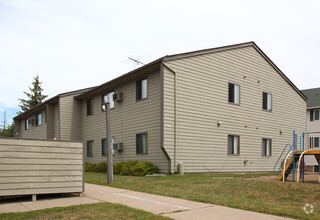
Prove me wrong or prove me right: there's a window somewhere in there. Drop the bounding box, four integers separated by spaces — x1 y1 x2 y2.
102 137 115 156
310 110 319 122
87 99 93 116
136 133 148 154
136 78 148 100
262 138 272 156
315 137 319 148
36 113 42 126
263 92 272 111
228 83 240 104
87 140 93 157
228 135 240 155
25 119 29 130
310 137 320 148
102 92 114 110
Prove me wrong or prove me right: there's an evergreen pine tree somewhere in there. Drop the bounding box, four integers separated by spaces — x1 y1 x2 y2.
18 75 48 113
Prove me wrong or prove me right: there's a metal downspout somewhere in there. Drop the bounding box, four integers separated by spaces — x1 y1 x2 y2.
162 62 177 173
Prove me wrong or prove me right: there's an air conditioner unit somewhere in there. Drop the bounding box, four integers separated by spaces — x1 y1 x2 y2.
113 92 123 102
112 143 123 151
117 143 123 151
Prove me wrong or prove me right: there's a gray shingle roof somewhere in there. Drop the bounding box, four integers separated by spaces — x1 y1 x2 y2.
301 87 320 108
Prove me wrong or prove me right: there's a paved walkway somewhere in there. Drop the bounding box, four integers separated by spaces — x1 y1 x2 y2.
0 183 291 220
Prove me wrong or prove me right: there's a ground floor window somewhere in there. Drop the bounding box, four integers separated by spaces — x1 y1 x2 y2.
136 133 148 154
228 135 240 155
87 140 93 157
102 137 115 156
262 138 272 156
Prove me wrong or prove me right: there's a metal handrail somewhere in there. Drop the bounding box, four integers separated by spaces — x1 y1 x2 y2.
273 144 292 175
282 150 293 182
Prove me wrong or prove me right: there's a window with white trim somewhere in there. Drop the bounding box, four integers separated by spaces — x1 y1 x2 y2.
310 109 319 121
228 135 240 155
262 138 272 156
263 92 272 111
228 83 240 104
36 113 42 126
136 78 148 100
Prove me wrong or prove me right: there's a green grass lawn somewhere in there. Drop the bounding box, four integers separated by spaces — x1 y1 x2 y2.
0 202 171 220
85 172 320 219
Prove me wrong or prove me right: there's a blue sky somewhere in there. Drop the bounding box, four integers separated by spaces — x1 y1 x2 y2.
1 0 320 126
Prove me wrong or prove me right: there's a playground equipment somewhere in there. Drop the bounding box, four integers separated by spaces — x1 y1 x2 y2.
273 130 320 183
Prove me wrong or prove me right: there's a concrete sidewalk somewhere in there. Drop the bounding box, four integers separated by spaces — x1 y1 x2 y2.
0 183 291 220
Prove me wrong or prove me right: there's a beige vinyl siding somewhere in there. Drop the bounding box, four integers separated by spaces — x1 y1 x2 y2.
81 71 168 172
163 46 306 173
59 96 82 141
0 138 83 197
54 102 60 140
47 104 55 139
17 109 47 140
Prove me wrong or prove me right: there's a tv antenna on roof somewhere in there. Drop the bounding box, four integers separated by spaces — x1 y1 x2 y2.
128 57 144 69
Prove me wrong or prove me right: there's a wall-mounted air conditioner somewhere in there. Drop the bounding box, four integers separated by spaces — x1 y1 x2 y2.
113 92 123 102
112 143 123 151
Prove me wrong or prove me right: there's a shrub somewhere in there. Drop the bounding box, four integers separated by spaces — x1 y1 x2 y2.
85 162 96 172
85 162 108 173
131 161 158 176
113 161 125 175
113 161 158 176
94 161 108 173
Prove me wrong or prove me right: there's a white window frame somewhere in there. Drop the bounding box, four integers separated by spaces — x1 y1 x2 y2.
262 138 272 157
136 78 148 100
228 135 240 155
228 83 240 105
263 92 272 111
36 113 42 126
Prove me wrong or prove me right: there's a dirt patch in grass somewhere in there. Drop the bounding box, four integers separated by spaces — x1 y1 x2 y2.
256 173 320 184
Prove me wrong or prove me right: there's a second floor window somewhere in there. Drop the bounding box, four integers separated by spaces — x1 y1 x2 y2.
228 83 240 104
310 109 320 121
102 92 114 110
263 92 272 111
25 119 29 130
136 78 148 100
36 113 42 126
87 99 93 116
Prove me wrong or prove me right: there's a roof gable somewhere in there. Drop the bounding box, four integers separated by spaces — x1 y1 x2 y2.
164 42 306 101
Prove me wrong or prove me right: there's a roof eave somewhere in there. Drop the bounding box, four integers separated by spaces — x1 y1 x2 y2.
75 58 164 100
